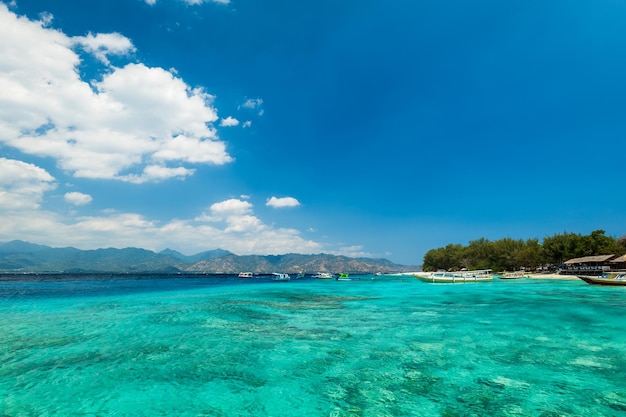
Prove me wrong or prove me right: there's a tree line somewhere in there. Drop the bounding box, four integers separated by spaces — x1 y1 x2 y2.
422 230 626 272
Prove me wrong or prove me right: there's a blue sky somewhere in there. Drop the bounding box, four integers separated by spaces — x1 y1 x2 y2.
0 0 624 265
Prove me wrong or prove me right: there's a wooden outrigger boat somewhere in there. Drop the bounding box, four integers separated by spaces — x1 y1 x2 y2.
499 271 530 280
414 269 493 283
577 272 626 286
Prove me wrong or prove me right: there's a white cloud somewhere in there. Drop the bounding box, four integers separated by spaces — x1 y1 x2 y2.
38 11 53 26
241 98 263 109
334 245 374 259
72 32 135 65
0 5 231 184
243 121 252 128
0 158 56 210
209 198 254 218
219 116 239 127
0 193 323 256
64 191 93 206
145 0 157 5
266 196 301 208
189 198 317 253
0 6 365 260
121 165 196 184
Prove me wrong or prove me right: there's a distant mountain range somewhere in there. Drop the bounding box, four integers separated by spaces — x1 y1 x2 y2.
0 240 417 274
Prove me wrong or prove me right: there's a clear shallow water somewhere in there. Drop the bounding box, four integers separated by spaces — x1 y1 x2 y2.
1 275 626 416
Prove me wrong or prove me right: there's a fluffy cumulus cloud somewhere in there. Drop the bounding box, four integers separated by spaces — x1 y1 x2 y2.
0 5 344 259
0 157 346 257
0 158 56 210
64 191 93 206
190 198 317 253
73 32 135 65
0 5 231 184
0 193 322 256
219 116 239 127
266 196 301 208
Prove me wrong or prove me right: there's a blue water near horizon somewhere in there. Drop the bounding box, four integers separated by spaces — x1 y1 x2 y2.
2 274 626 416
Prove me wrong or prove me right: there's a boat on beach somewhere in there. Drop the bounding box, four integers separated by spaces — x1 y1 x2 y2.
271 273 291 282
238 272 253 278
499 271 529 280
577 272 626 286
414 269 493 283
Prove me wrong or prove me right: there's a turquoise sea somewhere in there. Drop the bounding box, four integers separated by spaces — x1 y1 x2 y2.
1 274 626 416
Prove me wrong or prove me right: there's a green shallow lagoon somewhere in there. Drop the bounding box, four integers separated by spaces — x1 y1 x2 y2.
1 276 626 416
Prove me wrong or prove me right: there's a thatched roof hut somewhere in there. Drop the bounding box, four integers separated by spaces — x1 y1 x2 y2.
562 255 616 275
564 255 616 265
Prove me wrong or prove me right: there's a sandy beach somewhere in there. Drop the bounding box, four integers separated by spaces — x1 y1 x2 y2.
526 273 579 280
410 272 580 280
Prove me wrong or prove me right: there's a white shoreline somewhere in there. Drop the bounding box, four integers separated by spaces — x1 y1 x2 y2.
411 272 580 280
526 273 579 280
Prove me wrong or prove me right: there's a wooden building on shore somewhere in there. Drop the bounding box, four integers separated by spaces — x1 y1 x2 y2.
561 255 617 275
610 254 626 271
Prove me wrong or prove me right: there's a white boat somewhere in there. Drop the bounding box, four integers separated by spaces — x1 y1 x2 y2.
499 271 529 280
312 272 333 279
414 269 493 283
271 273 291 282
577 272 626 286
238 272 253 278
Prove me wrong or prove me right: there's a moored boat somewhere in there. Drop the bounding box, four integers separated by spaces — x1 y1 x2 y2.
577 272 626 286
499 271 529 280
238 272 253 278
271 273 291 282
414 269 493 283
312 272 333 279
336 273 359 281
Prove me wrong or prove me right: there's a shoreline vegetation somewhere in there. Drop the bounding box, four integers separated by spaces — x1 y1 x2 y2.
421 229 625 273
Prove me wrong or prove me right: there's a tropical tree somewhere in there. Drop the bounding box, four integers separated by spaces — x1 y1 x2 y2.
421 230 623 271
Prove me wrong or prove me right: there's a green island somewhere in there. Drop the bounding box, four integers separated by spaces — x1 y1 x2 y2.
422 229 626 272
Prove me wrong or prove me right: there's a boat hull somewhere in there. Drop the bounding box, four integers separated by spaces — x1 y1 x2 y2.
271 273 290 282
577 275 626 286
414 271 493 283
499 273 529 280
